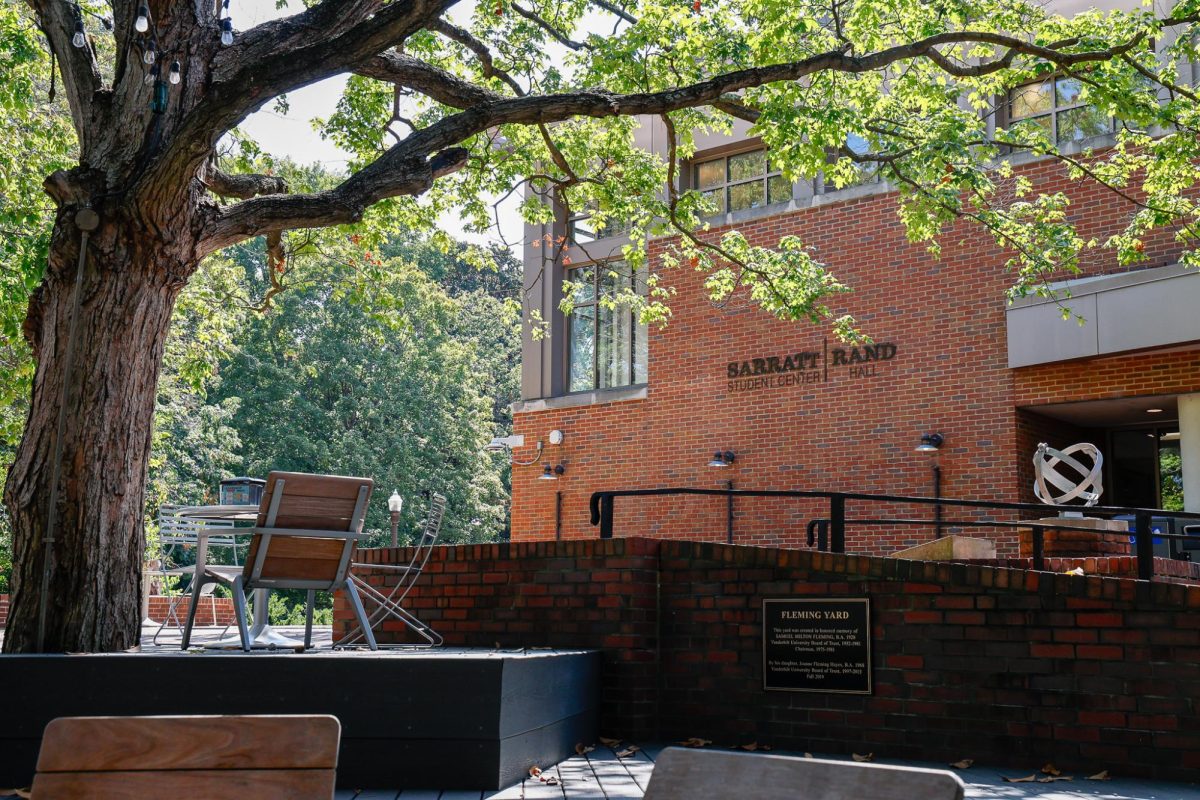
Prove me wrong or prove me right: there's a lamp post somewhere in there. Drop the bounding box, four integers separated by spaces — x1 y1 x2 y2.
388 491 403 547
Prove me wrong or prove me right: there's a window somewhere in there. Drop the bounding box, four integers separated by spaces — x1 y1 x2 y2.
567 209 632 244
566 262 648 392
693 148 792 215
824 132 881 190
1009 77 1114 145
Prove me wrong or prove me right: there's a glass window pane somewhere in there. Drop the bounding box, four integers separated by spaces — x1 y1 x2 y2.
701 188 725 215
846 132 870 155
768 175 792 204
597 303 631 389
633 314 648 385
729 180 766 212
568 306 595 392
1011 81 1052 119
569 266 595 304
569 218 596 244
1057 105 1111 143
1055 76 1084 107
728 150 766 181
1012 113 1052 140
695 159 725 189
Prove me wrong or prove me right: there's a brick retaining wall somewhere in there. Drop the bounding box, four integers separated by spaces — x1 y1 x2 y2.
340 539 1200 780
145 595 236 626
0 594 7 628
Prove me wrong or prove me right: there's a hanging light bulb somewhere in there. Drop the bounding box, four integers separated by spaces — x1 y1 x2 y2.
168 60 181 85
220 17 233 46
71 19 86 48
143 41 156 64
134 3 149 32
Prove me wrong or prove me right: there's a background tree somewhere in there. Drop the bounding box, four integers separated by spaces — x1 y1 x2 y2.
7 0 1200 651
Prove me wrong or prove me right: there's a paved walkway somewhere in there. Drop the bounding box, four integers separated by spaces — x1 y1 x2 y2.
329 744 1200 799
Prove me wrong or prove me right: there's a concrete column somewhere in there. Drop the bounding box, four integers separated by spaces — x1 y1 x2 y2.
1178 393 1200 512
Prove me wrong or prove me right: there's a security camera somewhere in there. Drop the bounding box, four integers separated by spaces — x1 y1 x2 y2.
485 434 525 452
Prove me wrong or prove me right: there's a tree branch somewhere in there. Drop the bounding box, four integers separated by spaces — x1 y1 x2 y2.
26 1 106 141
509 3 591 51
356 51 503 108
198 147 470 256
201 165 289 200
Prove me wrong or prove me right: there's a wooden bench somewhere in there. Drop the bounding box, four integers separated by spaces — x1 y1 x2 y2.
643 748 965 800
31 715 340 798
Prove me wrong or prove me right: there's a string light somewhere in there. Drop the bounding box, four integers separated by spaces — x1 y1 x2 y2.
220 0 233 46
134 3 150 32
71 19 86 48
169 60 181 85
143 39 157 64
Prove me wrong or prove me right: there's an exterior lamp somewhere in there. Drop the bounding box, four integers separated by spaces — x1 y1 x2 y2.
387 491 403 547
220 17 234 46
134 4 150 32
72 19 86 48
915 432 944 453
914 433 944 539
708 450 736 468
540 464 565 480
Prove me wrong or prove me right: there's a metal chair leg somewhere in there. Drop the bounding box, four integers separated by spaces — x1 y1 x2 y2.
304 589 315 650
344 578 377 651
232 575 252 652
181 573 205 649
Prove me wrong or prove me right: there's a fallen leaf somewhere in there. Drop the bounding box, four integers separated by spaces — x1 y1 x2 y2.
0 791 31 799
1087 770 1111 781
543 775 561 785
615 747 640 758
1064 567 1085 576
575 743 595 756
1002 774 1037 783
852 753 873 762
950 759 974 770
740 742 758 751
599 736 622 747
761 745 773 751
1041 763 1061 776
803 752 813 759
679 737 711 748
1038 776 1074 783
529 766 542 779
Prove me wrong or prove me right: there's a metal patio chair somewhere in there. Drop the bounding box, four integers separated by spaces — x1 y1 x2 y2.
148 506 246 645
180 471 378 652
334 492 447 649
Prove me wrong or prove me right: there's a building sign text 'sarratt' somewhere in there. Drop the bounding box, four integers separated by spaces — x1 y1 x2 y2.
727 341 898 392
763 598 872 694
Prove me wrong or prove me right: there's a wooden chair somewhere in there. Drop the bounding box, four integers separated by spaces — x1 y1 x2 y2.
643 748 965 800
31 714 340 798
181 471 378 651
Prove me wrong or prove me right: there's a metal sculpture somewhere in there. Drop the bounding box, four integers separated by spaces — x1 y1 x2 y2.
1033 442 1104 506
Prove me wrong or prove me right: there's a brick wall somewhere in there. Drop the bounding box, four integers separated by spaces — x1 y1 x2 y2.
145 595 236 627
340 540 1200 780
511 153 1199 555
0 594 7 628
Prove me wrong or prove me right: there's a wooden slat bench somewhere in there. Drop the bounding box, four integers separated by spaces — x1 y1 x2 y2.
31 714 340 799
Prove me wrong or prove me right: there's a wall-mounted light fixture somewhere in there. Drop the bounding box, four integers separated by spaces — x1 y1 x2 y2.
548 429 564 445
913 432 944 538
540 463 566 480
914 432 944 453
708 450 736 468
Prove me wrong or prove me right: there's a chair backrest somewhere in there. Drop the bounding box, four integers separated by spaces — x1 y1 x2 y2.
32 714 340 799
243 471 374 590
643 748 965 800
394 493 447 599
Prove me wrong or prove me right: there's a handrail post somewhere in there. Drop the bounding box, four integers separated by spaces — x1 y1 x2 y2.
1031 525 1044 571
830 494 845 553
1134 511 1154 581
599 494 614 540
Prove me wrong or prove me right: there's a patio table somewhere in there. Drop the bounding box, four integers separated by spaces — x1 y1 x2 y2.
175 504 306 650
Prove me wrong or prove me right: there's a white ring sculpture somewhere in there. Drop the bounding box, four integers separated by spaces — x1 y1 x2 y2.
1033 442 1104 507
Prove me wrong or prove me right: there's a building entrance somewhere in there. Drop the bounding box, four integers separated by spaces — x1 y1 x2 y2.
1107 426 1183 511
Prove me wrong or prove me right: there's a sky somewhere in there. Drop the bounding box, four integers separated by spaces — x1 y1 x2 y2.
235 0 524 252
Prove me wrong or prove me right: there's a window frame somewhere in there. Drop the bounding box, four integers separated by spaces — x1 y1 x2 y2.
564 260 648 394
691 146 793 216
1005 75 1117 146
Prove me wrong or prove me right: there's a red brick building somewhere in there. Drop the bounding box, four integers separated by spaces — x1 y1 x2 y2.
509 112 1200 556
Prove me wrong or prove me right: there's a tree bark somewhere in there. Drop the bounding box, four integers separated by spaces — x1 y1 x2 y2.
2 209 189 653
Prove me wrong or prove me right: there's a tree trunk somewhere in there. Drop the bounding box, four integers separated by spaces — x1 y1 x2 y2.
2 209 188 653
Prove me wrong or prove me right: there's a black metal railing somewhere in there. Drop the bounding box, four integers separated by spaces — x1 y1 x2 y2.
588 487 1200 581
